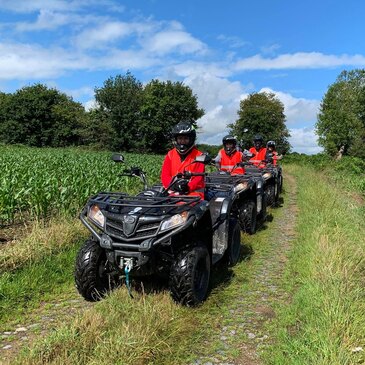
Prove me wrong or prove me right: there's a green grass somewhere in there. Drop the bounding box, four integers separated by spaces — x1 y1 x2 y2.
0 242 80 328
263 164 365 365
5 161 365 364
11 197 286 365
284 154 365 196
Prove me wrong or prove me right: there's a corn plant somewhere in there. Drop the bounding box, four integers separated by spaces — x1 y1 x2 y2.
0 145 163 225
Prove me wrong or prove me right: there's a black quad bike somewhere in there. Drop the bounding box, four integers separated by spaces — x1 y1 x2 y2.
74 154 241 307
244 155 282 207
204 166 266 235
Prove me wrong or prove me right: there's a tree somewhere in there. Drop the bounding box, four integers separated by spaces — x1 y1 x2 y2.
139 79 204 153
79 109 117 149
316 69 365 158
94 72 144 151
229 92 291 153
0 84 85 147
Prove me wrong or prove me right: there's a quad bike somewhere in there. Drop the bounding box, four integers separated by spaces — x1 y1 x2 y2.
74 153 241 307
244 153 282 207
204 165 266 235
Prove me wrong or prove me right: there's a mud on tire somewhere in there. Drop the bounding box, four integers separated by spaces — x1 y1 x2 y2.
169 244 210 306
75 238 116 301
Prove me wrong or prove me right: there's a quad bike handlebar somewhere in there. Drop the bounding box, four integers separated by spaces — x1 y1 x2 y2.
120 167 148 190
113 152 211 197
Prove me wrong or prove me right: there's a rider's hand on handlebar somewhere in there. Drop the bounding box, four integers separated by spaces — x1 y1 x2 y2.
173 179 189 194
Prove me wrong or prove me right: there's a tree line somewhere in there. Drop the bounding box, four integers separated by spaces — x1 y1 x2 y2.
0 71 293 154
0 73 204 154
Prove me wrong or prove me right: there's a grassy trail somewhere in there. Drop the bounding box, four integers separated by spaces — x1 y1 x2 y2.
263 164 365 365
1 171 299 365
1 164 364 364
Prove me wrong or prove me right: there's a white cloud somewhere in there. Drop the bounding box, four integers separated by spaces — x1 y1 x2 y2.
142 30 206 55
0 42 161 79
183 74 247 145
259 87 320 126
14 10 101 31
97 49 160 69
0 42 87 79
289 128 323 154
84 99 98 111
15 10 75 31
166 61 232 78
74 21 132 49
260 43 281 55
217 34 249 49
233 52 365 71
183 75 322 155
65 86 94 100
0 0 122 13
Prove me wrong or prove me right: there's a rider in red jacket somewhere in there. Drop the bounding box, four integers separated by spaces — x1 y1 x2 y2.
215 135 245 175
161 122 205 199
266 140 282 166
249 134 267 167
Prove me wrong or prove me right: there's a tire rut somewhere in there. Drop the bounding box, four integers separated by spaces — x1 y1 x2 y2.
191 173 298 365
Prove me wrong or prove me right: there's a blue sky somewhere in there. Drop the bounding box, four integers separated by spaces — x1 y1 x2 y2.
1 0 365 153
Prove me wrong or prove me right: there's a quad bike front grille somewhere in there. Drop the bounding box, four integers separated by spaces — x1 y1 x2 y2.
105 218 161 241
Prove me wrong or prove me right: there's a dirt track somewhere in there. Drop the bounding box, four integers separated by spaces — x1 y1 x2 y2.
190 173 298 365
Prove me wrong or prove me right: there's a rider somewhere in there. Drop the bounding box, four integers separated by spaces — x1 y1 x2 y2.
249 134 267 166
160 122 205 199
266 140 283 166
215 135 245 175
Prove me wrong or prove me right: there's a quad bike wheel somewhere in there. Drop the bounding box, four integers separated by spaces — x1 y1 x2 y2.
75 238 117 301
239 200 257 235
265 184 276 207
169 244 210 306
227 218 241 266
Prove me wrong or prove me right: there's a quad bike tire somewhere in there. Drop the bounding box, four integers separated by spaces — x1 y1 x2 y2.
258 191 267 222
273 180 280 206
279 174 283 193
239 200 257 235
75 238 115 301
227 218 241 266
265 184 276 207
169 244 210 306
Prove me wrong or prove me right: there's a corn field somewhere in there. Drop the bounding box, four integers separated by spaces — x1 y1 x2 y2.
0 145 164 225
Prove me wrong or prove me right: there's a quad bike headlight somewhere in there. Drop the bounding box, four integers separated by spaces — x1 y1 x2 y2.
88 204 105 228
234 182 249 193
262 172 272 180
160 211 188 231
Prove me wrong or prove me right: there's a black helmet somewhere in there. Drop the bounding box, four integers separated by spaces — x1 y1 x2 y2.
222 135 237 155
171 122 196 155
253 134 263 150
267 140 276 149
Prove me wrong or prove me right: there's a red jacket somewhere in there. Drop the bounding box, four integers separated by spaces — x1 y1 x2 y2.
270 151 279 166
161 147 205 199
217 149 245 175
249 147 267 167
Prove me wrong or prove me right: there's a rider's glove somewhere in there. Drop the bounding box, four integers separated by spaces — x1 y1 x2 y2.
243 149 253 160
173 179 189 194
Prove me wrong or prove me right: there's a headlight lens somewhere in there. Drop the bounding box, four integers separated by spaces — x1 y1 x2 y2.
88 205 105 227
263 172 272 180
160 211 188 231
234 182 248 193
